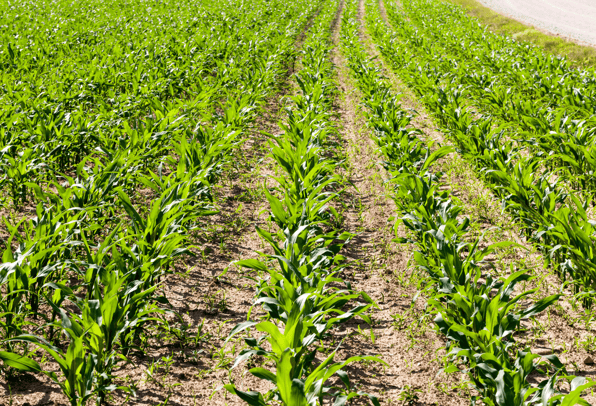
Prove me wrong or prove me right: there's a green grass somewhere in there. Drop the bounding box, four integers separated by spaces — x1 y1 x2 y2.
446 0 596 67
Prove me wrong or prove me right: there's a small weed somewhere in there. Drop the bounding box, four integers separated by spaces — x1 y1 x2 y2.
203 290 228 314
398 385 421 405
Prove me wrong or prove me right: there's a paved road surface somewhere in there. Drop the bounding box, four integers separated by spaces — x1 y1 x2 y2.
477 0 596 47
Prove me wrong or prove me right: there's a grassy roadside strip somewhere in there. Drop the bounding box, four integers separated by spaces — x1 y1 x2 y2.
220 1 387 405
445 0 596 67
370 0 596 303
342 0 596 404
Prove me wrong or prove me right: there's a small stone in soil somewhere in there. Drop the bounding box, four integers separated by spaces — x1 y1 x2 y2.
534 347 553 355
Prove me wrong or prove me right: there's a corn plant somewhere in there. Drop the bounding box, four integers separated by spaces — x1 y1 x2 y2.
0 0 326 403
223 3 385 404
342 0 596 403
373 0 596 301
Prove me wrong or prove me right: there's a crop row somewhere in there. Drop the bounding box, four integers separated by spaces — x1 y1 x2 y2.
0 1 323 404
0 0 318 207
384 0 596 194
341 0 596 404
221 1 389 405
362 0 596 303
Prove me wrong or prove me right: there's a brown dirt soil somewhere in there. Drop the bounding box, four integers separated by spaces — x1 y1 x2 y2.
320 1 473 404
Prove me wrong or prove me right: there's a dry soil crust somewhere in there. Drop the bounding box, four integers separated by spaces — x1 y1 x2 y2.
322 0 473 404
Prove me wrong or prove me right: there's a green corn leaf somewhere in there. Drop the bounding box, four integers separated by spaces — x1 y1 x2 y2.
249 367 277 384
519 294 560 319
225 321 258 345
277 349 296 404
290 379 307 406
257 322 288 355
553 380 596 406
0 351 42 372
234 259 269 272
223 385 267 406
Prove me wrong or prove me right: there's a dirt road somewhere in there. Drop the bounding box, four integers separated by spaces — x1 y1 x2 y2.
477 0 596 47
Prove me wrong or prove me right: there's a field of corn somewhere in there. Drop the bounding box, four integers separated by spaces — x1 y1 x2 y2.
4 0 596 405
